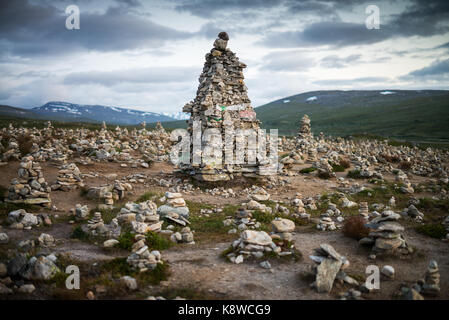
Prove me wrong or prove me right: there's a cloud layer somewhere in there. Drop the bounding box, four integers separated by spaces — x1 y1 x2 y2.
0 0 448 113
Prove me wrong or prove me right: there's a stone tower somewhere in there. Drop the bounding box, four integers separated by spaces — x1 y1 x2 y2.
181 32 275 181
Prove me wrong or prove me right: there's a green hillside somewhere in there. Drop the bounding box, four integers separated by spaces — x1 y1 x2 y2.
255 90 449 142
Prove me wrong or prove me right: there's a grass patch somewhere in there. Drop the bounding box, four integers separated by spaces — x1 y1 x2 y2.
70 226 89 240
347 170 364 179
101 257 170 285
116 231 135 250
185 200 214 214
146 231 173 251
136 191 163 204
300 167 316 174
89 207 120 224
415 224 447 239
332 164 346 172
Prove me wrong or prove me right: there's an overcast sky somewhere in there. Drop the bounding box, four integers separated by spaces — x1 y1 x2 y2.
1 0 448 114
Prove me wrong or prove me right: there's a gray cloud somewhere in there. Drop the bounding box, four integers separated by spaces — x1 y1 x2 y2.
64 66 198 86
313 77 390 86
172 0 284 18
405 59 449 78
258 0 449 48
320 54 362 68
259 50 316 72
0 0 193 57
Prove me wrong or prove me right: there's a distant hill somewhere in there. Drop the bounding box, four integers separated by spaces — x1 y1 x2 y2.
30 101 175 125
2 90 449 142
161 90 449 142
253 90 449 141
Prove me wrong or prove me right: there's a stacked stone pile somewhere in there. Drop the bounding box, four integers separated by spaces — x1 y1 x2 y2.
270 218 295 242
82 212 120 238
157 192 190 226
170 227 195 244
249 187 270 201
117 200 162 234
181 32 276 181
400 204 424 222
127 235 163 272
52 163 83 191
359 210 410 257
421 260 441 296
225 229 297 264
225 230 278 264
359 202 369 220
223 207 261 233
6 156 51 206
7 209 51 230
74 204 89 221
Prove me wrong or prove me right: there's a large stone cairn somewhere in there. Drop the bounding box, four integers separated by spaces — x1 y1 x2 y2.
6 156 51 206
359 210 410 257
52 163 84 191
182 32 274 181
127 235 163 272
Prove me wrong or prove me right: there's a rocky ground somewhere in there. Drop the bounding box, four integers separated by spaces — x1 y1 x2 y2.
1 157 448 300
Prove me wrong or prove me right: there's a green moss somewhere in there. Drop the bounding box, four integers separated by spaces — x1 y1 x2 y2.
332 164 345 172
252 210 275 224
146 231 173 251
415 224 447 239
116 231 135 250
300 167 316 174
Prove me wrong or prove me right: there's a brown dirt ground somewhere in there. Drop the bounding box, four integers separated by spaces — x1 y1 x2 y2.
0 160 448 300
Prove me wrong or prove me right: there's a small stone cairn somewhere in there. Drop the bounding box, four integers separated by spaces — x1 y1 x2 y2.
359 210 410 257
127 235 163 272
52 163 84 191
157 192 190 226
359 202 369 220
6 156 51 206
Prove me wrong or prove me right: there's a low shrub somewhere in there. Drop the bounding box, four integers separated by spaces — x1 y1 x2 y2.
339 158 351 169
17 134 33 156
317 171 332 179
342 216 369 240
398 161 412 170
70 226 89 240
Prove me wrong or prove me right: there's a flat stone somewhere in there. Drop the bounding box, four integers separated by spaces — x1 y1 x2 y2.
315 258 343 293
271 218 295 233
